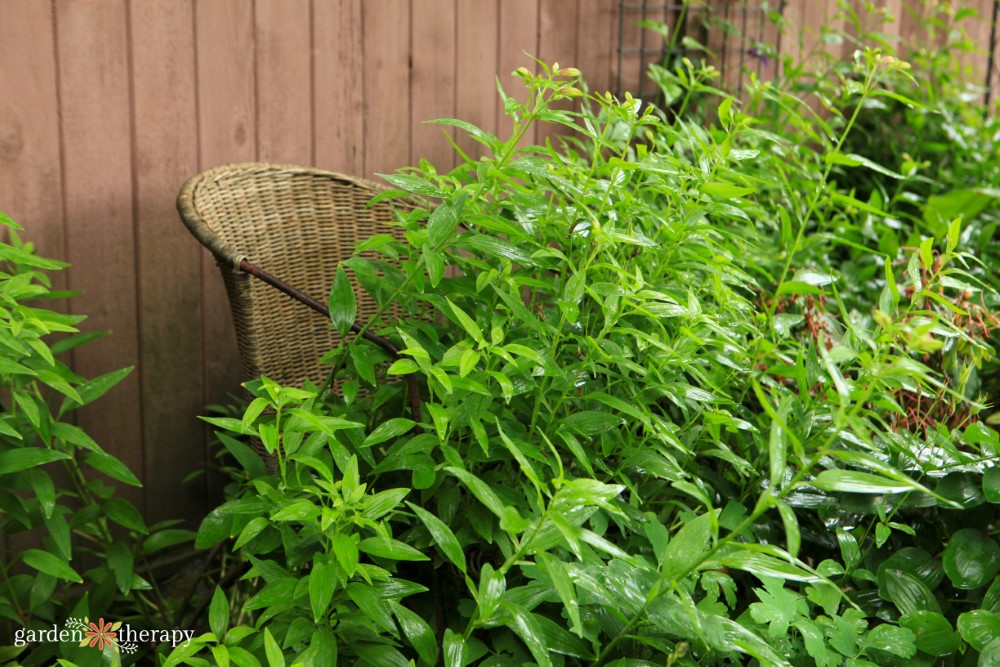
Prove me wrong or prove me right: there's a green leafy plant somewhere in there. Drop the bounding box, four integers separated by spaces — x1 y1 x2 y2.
174 4 1000 665
0 215 198 666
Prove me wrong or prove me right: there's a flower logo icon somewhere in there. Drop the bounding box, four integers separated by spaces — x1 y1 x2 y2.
81 617 122 651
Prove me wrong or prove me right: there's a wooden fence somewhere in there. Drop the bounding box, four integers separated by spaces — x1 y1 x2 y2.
0 0 998 536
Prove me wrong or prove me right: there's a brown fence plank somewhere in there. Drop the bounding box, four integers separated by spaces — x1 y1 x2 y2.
194 0 256 417
363 0 412 177
577 0 615 95
497 0 540 146
256 0 313 165
0 1 66 268
0 0 67 567
538 0 580 144
456 0 500 159
55 0 143 505
130 0 205 523
411 0 457 171
314 0 365 175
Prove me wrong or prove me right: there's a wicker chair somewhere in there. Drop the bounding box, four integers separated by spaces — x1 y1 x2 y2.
177 162 413 392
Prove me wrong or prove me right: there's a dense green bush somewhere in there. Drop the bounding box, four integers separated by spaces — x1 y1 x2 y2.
175 10 1000 665
0 217 202 666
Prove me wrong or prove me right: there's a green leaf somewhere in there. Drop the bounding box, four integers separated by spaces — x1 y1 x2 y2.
811 470 912 494
426 193 467 250
310 560 337 621
899 611 961 656
106 540 134 593
942 528 1000 589
362 488 409 520
358 536 429 561
826 151 903 179
443 628 468 667
775 501 801 558
878 547 944 590
878 567 941 615
502 602 553 667
477 563 506 622
233 516 269 549
445 466 508 520
83 451 142 486
330 533 358 577
209 586 230 638
59 367 133 415
0 449 70 475
22 549 82 583
329 266 357 336
407 502 466 574
363 418 416 447
537 552 582 636
702 181 754 199
984 467 1000 503
957 609 1000 651
662 512 713 581
721 551 819 582
446 298 484 343
391 600 439 665
263 628 284 667
195 507 232 549
377 172 441 196
983 637 1000 667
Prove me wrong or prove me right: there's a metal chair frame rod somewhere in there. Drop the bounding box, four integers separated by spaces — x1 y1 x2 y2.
238 258 423 423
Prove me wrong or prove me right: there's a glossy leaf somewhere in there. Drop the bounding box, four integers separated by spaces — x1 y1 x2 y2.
942 528 1000 589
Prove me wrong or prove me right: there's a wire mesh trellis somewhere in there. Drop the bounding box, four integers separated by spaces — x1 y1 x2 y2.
615 0 786 103
987 0 1000 108
617 0 1000 111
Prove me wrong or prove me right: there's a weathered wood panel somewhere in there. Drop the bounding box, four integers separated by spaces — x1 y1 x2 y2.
411 0 458 171
130 0 205 523
456 0 500 159
314 0 365 175
194 0 255 422
363 0 411 176
55 0 144 507
0 0 67 567
256 0 313 165
497 0 540 146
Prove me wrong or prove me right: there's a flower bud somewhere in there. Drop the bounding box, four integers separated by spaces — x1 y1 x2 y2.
558 67 581 77
514 66 532 79
560 86 583 98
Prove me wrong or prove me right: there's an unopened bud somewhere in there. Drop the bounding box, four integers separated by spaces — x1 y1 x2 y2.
682 57 694 69
558 67 581 77
514 66 532 79
560 86 583 98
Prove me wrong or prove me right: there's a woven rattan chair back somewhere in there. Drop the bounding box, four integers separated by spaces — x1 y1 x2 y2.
177 162 411 391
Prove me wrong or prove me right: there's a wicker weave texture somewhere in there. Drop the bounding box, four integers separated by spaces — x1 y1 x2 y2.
177 163 410 390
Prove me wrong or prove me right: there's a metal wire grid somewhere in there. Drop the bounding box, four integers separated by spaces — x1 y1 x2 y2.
615 1 786 102
987 0 1000 108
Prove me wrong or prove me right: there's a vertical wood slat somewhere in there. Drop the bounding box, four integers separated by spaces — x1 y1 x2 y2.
194 0 255 420
577 0 616 96
314 0 364 175
256 0 313 164
537 0 580 143
497 0 540 147
411 0 458 171
55 0 144 507
129 0 205 523
456 0 500 160
363 0 411 177
0 0 66 563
